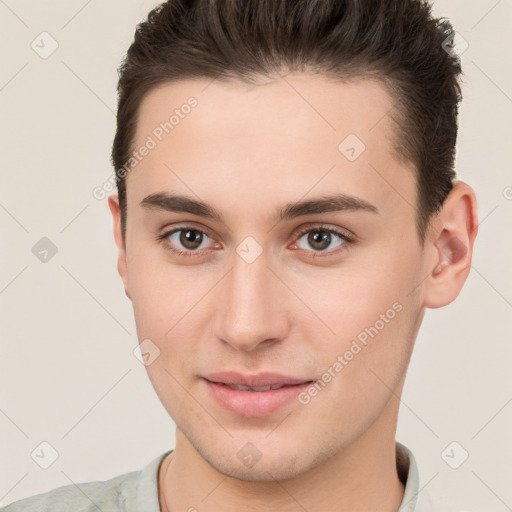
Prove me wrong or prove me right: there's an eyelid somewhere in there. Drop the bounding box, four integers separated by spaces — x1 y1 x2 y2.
157 220 220 242
289 223 355 257
292 223 356 243
157 222 356 257
156 224 219 256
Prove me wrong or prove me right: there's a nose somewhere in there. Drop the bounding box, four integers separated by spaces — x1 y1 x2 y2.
213 246 290 352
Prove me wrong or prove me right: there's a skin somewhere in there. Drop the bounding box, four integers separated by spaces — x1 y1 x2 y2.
108 73 478 512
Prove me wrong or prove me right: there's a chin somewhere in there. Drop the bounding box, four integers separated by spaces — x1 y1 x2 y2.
193 433 334 483
208 453 306 482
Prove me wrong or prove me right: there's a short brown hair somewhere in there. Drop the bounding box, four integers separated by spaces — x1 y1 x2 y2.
111 0 462 244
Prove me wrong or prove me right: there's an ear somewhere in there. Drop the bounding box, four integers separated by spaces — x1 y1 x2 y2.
108 194 131 301
422 181 478 309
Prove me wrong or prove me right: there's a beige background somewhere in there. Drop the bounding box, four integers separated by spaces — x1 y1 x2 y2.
0 1 511 510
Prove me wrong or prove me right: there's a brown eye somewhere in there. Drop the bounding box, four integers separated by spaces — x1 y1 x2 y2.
305 230 332 251
178 229 204 250
158 227 216 257
294 225 354 255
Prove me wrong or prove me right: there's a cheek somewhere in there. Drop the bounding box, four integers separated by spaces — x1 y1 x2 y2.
296 281 414 431
309 284 410 383
290 243 420 378
291 261 408 343
126 246 202 334
126 253 214 387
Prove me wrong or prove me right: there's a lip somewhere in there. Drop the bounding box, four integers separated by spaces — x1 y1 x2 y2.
203 371 312 387
202 371 314 417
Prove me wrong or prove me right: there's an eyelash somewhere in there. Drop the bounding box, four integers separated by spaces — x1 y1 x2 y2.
156 224 355 259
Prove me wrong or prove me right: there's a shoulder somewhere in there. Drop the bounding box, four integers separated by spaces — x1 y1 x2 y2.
1 467 141 512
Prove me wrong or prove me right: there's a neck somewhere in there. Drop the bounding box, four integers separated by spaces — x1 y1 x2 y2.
159 394 405 512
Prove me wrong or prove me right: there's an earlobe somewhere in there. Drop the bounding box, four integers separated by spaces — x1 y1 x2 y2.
422 181 478 309
107 194 131 301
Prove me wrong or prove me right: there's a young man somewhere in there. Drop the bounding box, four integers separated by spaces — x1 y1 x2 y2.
3 0 478 511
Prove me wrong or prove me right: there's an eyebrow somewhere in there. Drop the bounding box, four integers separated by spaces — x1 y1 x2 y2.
140 192 379 223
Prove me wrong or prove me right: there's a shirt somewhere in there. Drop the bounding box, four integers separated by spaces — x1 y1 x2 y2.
1 441 434 511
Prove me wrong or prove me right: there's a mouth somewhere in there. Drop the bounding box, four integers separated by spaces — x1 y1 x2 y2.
203 370 313 388
211 382 305 391
202 371 315 417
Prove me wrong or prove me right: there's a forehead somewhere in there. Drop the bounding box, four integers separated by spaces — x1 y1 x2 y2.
135 73 399 152
128 73 415 222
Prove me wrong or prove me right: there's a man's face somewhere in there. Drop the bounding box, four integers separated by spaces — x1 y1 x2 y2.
115 74 430 480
